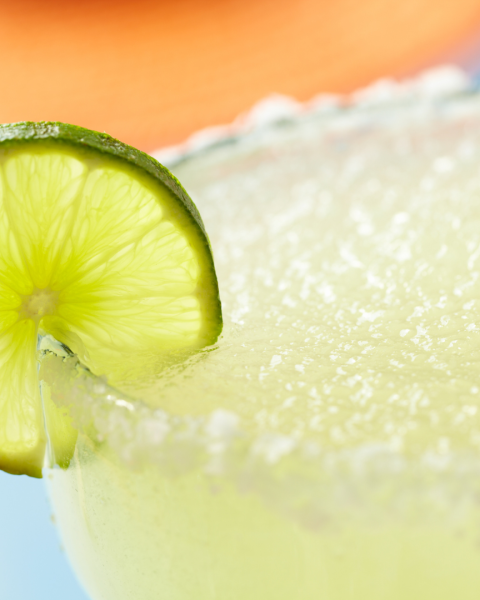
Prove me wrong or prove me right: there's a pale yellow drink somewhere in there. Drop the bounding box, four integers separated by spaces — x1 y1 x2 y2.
47 435 480 600
45 91 480 599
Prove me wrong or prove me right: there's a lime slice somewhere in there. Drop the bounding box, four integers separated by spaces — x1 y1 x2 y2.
0 122 222 478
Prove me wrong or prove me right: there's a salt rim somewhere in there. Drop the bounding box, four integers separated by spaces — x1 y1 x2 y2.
152 66 472 168
41 351 480 528
40 69 480 526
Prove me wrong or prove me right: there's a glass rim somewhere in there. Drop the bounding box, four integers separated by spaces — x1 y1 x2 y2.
154 65 476 169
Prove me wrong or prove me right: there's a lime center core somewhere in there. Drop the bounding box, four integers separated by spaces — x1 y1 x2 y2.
20 288 59 323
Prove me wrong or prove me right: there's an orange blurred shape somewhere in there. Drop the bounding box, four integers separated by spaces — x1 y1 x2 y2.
1 0 480 151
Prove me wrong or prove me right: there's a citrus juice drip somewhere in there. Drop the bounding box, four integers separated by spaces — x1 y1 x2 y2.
47 94 480 599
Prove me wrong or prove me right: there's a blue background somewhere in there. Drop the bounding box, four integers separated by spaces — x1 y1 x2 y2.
0 471 87 600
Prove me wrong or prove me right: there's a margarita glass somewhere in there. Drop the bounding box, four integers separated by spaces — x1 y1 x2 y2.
42 75 480 600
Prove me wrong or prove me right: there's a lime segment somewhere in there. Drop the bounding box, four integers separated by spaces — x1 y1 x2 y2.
0 319 45 478
0 122 222 477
